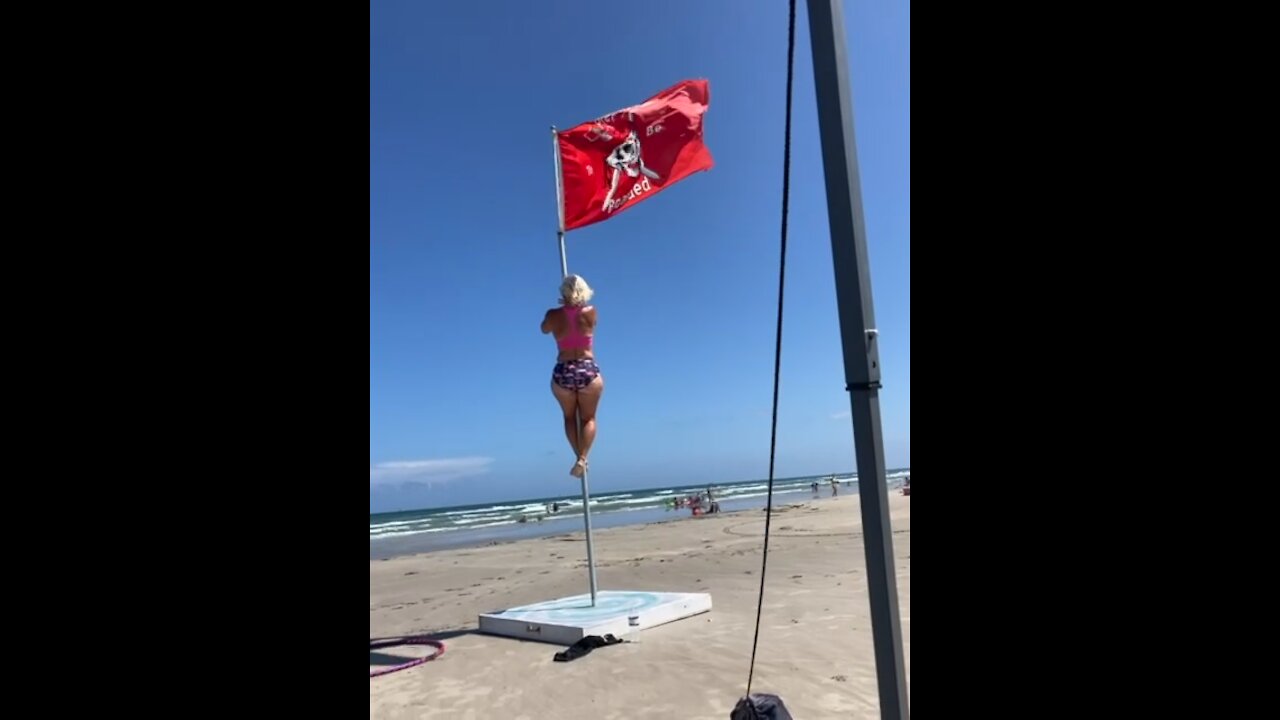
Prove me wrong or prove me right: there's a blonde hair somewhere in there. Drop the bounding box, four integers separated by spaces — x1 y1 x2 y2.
559 274 594 306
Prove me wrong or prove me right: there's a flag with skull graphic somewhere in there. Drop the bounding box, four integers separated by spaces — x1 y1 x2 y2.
557 79 713 231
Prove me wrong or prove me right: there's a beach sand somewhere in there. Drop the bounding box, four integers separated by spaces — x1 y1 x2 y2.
370 492 910 719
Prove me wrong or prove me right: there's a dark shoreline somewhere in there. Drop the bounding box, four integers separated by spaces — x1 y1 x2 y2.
369 480 894 560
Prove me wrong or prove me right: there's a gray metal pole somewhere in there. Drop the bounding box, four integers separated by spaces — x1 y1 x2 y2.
552 126 599 606
804 0 908 717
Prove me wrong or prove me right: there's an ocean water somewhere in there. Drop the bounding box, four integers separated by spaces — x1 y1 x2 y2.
370 469 910 559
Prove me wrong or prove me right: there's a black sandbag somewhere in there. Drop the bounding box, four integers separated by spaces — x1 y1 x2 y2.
731 693 794 720
553 633 622 662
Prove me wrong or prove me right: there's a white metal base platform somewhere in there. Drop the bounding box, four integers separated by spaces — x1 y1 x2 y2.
478 590 712 645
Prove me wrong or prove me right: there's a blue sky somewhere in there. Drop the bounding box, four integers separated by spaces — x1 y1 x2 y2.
371 0 909 513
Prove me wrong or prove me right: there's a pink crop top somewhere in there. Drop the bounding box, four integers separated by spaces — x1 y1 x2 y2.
556 306 593 350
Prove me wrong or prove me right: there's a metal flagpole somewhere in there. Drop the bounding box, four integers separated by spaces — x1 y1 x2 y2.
805 1 908 717
551 125 599 606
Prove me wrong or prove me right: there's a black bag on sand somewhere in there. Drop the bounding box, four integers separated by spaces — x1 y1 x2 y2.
731 693 794 720
553 634 623 662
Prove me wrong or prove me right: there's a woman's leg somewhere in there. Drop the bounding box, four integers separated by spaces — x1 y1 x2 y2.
551 380 581 464
574 374 605 465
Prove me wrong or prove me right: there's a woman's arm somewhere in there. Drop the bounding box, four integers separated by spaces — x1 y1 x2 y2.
540 309 555 334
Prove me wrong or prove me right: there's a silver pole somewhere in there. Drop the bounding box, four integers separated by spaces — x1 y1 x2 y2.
553 126 569 278
558 231 569 278
552 125 599 606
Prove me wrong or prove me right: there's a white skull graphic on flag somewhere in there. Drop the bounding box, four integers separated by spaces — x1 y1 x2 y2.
602 132 661 211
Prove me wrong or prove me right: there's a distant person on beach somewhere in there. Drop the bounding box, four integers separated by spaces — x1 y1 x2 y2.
702 489 720 513
542 274 604 479
811 481 819 496
830 478 839 496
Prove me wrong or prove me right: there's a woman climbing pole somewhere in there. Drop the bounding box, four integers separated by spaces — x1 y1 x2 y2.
541 274 604 478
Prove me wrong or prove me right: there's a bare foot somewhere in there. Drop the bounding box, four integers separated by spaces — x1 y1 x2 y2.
570 458 586 478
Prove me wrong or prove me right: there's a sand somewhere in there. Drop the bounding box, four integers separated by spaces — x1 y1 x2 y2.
370 492 910 719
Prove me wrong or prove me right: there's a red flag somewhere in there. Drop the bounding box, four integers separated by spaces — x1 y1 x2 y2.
557 79 713 231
